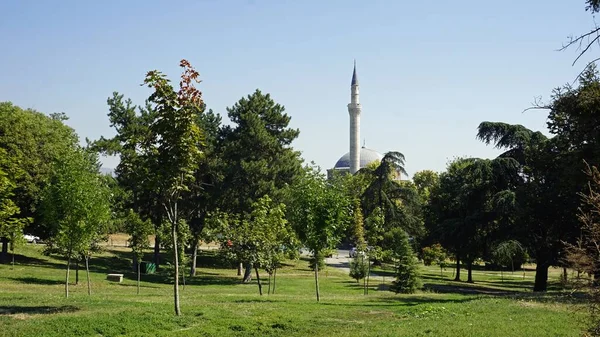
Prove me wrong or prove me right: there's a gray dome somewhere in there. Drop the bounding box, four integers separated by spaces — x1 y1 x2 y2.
334 147 384 169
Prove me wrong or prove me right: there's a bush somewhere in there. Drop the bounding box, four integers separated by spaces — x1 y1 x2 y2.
422 244 446 266
349 256 369 282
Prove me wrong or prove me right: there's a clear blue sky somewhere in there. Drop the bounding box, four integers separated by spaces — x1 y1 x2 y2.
1 0 597 178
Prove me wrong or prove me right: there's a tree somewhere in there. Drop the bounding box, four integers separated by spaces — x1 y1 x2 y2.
141 59 204 316
426 156 519 283
0 102 78 259
564 162 600 336
350 199 366 251
491 240 525 282
218 89 303 281
0 162 31 268
385 228 421 293
286 165 351 301
182 108 223 277
91 93 164 269
559 1 600 73
220 195 294 295
40 147 111 298
422 243 447 276
349 255 369 292
124 209 153 294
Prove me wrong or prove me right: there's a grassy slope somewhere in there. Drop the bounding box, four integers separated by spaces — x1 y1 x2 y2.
0 245 587 337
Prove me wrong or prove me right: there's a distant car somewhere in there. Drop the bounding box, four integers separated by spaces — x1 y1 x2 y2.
23 234 40 244
349 247 365 258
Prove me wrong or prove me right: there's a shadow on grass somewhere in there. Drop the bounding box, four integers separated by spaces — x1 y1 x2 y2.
422 283 518 296
2 253 64 269
233 299 279 303
320 295 474 307
0 305 79 315
9 276 64 285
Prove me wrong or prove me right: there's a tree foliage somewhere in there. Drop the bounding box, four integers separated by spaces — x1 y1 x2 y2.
40 147 111 298
286 165 351 301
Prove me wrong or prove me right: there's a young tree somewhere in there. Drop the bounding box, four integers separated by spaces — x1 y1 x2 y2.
220 195 294 295
124 209 153 294
41 148 111 298
385 228 421 294
422 244 447 276
141 59 204 315
286 165 351 301
491 240 525 282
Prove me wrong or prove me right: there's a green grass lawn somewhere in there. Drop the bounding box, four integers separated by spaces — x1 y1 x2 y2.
0 244 588 337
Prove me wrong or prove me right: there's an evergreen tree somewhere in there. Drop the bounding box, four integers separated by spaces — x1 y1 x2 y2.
385 228 421 294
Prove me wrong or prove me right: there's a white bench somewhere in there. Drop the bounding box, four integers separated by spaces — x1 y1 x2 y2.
106 274 124 282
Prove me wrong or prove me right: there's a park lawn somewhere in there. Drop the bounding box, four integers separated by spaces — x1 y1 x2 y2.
0 244 588 337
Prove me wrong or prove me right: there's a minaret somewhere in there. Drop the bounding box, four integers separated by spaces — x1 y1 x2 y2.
347 60 361 174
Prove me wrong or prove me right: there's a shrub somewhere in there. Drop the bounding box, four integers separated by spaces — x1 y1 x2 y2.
349 256 369 282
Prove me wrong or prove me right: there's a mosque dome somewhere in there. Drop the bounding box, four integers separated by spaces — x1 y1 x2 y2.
334 146 384 170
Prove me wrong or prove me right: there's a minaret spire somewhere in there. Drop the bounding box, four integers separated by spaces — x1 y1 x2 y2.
351 59 358 86
347 61 361 174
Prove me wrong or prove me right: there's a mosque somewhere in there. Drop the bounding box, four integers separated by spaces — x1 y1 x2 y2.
327 62 386 179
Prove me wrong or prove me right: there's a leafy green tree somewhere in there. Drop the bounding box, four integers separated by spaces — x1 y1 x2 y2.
413 170 439 203
124 209 153 294
0 149 32 267
220 195 294 295
40 147 111 298
0 102 78 257
426 156 518 283
141 59 204 316
351 199 366 251
422 243 447 276
286 165 351 301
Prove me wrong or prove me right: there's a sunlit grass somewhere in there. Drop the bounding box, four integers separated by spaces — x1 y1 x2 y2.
0 244 587 337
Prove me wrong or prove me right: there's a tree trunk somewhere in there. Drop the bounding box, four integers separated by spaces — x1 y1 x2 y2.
133 255 138 272
181 257 186 290
467 261 473 283
268 273 271 295
153 235 161 270
534 263 549 292
172 220 181 316
137 261 141 295
76 260 81 285
243 263 252 283
11 248 15 269
1 237 8 263
237 262 243 276
65 256 71 298
563 267 568 283
190 236 199 277
85 256 91 296
255 267 263 296
273 268 277 294
366 256 371 295
314 265 320 302
454 254 461 281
